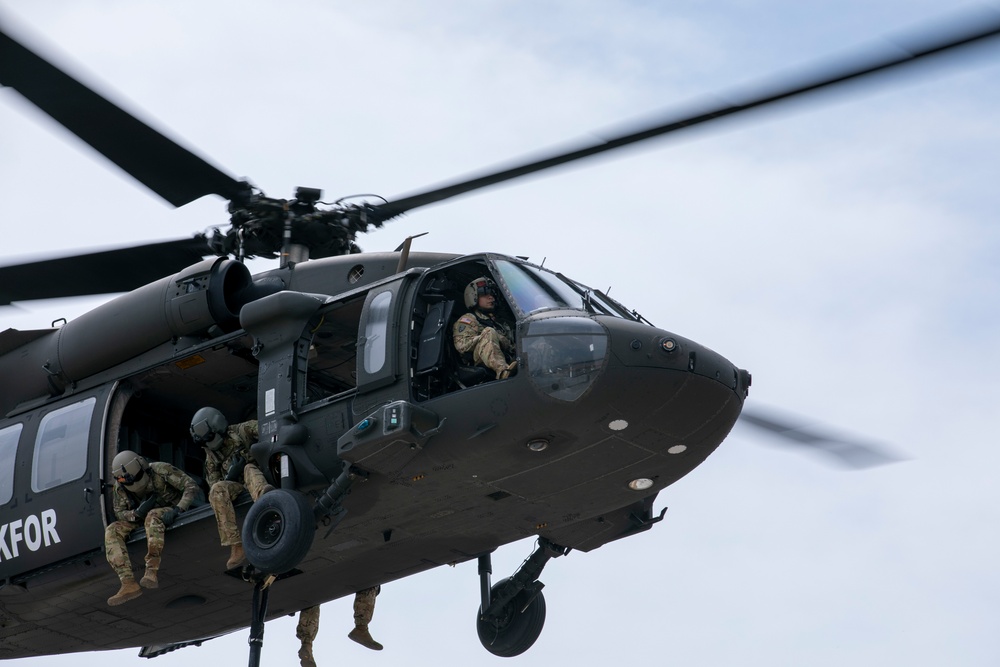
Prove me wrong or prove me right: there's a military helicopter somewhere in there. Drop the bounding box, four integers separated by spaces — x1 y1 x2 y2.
1 6 997 666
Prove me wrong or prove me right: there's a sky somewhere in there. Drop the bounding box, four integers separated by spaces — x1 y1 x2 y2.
2 1 999 665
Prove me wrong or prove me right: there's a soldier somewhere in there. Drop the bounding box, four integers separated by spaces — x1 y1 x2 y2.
105 450 199 606
453 276 518 380
190 407 273 569
295 587 382 665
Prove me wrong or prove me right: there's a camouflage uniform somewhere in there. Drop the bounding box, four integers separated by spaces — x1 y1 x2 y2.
294 586 382 664
453 309 516 378
105 462 199 582
348 586 382 650
204 419 270 547
296 605 320 667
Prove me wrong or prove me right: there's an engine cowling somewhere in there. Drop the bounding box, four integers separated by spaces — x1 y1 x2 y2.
0 258 280 413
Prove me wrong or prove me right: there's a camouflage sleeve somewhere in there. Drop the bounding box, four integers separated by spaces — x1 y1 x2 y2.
204 449 222 486
111 485 135 522
234 420 259 448
160 463 200 511
453 314 481 355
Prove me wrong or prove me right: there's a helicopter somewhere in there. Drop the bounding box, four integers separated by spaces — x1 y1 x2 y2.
1 5 1000 667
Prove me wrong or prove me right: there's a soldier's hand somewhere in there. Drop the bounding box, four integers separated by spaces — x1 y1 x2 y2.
225 456 248 482
161 507 179 527
134 496 158 520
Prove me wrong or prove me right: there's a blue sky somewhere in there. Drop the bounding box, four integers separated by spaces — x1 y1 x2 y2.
2 1 999 665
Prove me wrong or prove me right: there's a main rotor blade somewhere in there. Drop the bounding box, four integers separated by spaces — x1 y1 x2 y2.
372 12 1000 220
0 236 212 305
739 409 903 470
0 23 248 207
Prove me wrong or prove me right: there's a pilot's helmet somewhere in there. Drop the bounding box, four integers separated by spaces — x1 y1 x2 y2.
190 407 228 451
464 276 498 309
111 450 151 494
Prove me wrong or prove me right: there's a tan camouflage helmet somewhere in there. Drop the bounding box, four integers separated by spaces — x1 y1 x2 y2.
464 276 498 309
111 450 151 494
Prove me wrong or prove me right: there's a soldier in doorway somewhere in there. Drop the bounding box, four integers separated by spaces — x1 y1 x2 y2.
190 407 273 569
105 451 199 606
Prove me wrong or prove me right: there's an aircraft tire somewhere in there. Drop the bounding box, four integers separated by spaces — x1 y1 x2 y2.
476 578 546 657
242 489 316 574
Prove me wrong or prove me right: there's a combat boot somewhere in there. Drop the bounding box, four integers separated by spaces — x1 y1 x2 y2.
498 360 518 380
298 642 317 667
348 625 383 651
140 557 160 589
107 576 142 606
226 543 246 569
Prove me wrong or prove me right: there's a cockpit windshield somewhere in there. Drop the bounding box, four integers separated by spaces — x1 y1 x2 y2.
494 260 637 320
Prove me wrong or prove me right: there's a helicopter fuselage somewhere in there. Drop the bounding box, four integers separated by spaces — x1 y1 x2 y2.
0 251 748 657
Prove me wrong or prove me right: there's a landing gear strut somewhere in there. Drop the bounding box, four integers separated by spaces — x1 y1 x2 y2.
247 575 274 667
475 538 570 657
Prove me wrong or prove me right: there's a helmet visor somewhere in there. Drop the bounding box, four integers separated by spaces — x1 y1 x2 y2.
114 464 144 486
473 279 496 299
190 418 217 444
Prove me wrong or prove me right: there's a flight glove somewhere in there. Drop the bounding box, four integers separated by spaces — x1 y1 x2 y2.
225 455 248 482
133 495 158 521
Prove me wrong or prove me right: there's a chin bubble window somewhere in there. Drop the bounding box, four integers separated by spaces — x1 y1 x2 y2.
523 317 608 402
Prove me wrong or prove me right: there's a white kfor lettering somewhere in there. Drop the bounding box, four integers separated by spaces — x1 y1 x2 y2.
0 523 11 560
24 514 42 551
8 519 22 558
0 510 61 562
41 509 60 546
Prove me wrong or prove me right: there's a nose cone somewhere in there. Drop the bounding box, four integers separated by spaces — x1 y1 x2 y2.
483 315 749 535
587 316 750 486
607 318 751 398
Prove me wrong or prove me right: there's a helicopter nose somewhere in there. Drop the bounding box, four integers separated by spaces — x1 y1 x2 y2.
606 319 751 398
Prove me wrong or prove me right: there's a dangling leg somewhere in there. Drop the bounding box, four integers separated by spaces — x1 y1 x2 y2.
296 605 320 667
244 463 276 500
140 508 168 588
105 521 142 606
209 480 247 569
347 586 383 651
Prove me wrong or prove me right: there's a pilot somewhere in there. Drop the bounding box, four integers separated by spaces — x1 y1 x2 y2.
295 587 382 665
190 407 273 570
105 450 199 606
453 276 518 380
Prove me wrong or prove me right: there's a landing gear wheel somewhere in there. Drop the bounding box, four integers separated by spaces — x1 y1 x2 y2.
476 577 546 657
242 488 315 574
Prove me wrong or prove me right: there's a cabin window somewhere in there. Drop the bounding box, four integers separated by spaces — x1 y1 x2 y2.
0 424 22 505
31 397 95 493
301 296 364 404
362 291 392 374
